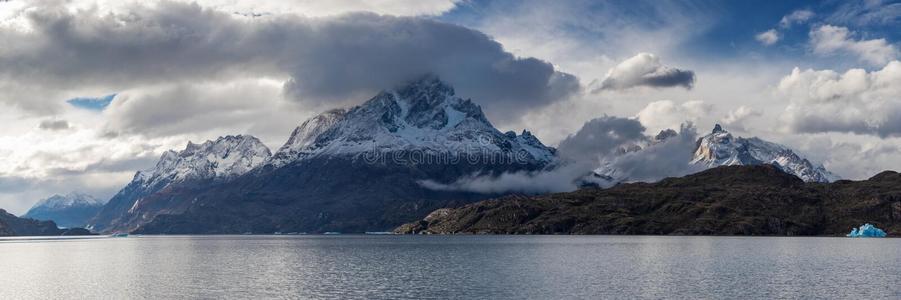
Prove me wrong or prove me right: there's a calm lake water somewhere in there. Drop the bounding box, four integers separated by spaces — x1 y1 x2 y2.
1 235 898 299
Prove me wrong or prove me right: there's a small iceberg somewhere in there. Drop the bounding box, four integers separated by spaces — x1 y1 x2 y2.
846 223 887 238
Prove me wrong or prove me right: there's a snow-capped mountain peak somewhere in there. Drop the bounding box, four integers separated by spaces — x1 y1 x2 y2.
691 124 839 182
270 75 556 166
691 125 756 166
23 192 105 228
589 125 839 186
30 192 103 210
136 135 271 189
269 108 347 167
89 135 270 233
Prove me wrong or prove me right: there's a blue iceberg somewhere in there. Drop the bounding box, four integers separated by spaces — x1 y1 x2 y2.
846 223 887 238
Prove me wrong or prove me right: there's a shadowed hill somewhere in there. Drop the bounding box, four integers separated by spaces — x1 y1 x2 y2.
0 209 93 236
396 165 901 236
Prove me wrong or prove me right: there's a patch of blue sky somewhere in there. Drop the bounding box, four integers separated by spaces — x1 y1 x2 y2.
439 0 899 68
67 93 116 111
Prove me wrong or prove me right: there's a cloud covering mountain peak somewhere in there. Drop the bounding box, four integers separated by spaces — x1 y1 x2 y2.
1 1 579 124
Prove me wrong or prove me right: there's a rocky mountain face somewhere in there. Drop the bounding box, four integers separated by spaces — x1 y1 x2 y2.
269 75 555 166
129 76 555 234
22 192 104 228
591 125 838 185
396 165 901 236
88 135 271 233
692 124 839 182
268 108 347 168
0 209 92 236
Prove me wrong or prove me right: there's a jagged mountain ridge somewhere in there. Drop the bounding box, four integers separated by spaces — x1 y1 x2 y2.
692 124 839 183
136 135 272 189
23 192 104 228
593 124 838 184
126 76 557 234
269 75 555 168
268 108 348 167
88 135 271 233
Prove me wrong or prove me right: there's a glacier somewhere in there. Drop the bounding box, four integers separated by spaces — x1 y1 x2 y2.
846 223 887 238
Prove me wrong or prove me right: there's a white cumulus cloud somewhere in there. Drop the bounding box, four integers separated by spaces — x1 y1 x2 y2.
779 60 901 137
810 25 899 66
636 100 712 134
721 106 762 131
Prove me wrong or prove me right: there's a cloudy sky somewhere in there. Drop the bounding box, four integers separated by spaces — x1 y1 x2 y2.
1 0 901 214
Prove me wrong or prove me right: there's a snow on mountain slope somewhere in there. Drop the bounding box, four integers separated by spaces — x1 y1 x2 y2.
27 192 103 210
590 125 838 185
269 108 347 167
269 75 556 167
88 135 271 232
692 124 839 182
136 135 272 190
23 192 104 228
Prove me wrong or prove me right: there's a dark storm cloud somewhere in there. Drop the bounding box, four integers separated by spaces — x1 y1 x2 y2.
595 53 695 91
556 116 647 162
1 1 579 122
279 13 581 121
639 68 696 88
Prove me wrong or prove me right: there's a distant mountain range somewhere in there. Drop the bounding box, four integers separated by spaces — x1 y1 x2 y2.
1 209 91 236
692 124 838 182
89 76 554 234
594 124 839 185
396 165 900 236
23 192 104 228
69 75 845 234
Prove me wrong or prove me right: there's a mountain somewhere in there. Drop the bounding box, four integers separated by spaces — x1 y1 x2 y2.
692 124 839 182
130 75 556 234
395 165 901 236
268 75 555 166
22 192 104 228
0 209 92 236
591 124 838 185
88 135 271 233
268 108 347 167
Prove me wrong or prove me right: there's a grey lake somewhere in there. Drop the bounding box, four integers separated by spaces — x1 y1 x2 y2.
1 235 899 299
